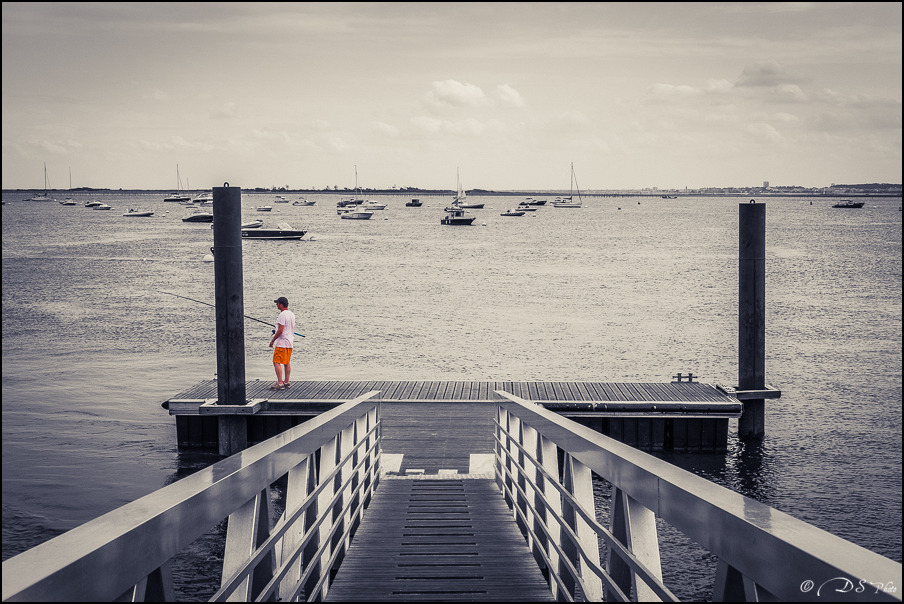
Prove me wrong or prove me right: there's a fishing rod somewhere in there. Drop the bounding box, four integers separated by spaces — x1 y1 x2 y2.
158 290 305 337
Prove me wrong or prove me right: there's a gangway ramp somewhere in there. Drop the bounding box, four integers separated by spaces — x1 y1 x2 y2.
324 477 554 602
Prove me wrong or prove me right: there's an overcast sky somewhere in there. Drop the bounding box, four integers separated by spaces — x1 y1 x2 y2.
2 2 901 191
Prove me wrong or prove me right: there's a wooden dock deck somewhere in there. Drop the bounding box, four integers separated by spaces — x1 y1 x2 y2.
163 380 742 454
324 478 554 602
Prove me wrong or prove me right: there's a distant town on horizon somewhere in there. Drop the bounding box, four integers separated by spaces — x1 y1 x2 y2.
4 182 901 197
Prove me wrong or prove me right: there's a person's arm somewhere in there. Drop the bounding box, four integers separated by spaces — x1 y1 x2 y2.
269 324 284 348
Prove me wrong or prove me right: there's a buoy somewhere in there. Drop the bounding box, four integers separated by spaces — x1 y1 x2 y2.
202 253 214 263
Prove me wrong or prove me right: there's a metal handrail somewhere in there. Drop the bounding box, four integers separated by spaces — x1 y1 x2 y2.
494 451 629 601
494 427 666 601
212 421 380 601
2 391 382 603
496 391 903 602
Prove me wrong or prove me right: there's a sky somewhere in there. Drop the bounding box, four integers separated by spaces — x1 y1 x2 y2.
2 2 901 191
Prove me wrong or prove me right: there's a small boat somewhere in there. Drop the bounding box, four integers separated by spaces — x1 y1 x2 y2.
182 209 214 222
293 198 315 206
273 195 290 203
832 200 864 208
84 200 103 208
339 207 374 220
241 222 306 240
406 198 422 207
441 206 476 225
192 192 214 203
123 208 154 217
516 203 537 212
526 198 547 206
165 165 192 201
451 168 485 209
93 203 113 210
501 209 525 217
551 163 584 208
338 166 374 219
28 163 53 201
59 198 77 206
661 195 677 199
360 200 386 210
256 205 273 212
210 218 265 230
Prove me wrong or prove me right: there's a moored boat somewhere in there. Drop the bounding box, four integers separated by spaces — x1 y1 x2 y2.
123 208 154 217
832 200 864 208
182 209 214 222
241 222 306 240
406 198 422 207
441 206 476 225
551 163 584 208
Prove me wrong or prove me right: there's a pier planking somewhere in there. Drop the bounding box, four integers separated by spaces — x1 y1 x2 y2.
163 379 741 454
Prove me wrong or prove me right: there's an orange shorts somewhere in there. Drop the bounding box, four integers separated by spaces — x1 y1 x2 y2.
272 347 293 365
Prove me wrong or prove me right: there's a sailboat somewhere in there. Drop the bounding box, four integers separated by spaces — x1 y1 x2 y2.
551 163 584 208
449 168 484 209
164 165 192 202
28 163 53 201
59 167 77 205
338 165 374 219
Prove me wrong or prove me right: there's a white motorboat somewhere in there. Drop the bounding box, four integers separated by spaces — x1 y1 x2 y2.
123 208 154 217
340 208 374 220
256 205 273 212
241 221 307 240
93 203 113 210
182 209 214 222
293 198 315 206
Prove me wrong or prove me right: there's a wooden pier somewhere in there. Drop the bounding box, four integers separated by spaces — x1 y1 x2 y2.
324 478 554 602
163 379 742 455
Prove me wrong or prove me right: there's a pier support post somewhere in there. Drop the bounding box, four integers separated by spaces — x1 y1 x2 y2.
738 201 766 438
213 184 247 455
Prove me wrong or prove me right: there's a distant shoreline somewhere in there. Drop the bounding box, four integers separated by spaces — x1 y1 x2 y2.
3 188 901 198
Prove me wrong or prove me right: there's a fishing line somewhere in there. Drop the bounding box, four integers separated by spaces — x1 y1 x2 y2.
158 290 305 337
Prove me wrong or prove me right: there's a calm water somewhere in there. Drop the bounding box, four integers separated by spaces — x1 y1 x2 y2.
2 191 901 598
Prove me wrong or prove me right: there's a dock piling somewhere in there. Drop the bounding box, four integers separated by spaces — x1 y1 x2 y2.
738 201 766 438
212 184 247 455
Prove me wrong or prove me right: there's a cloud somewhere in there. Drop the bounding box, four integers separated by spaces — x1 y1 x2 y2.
424 80 488 110
735 59 797 88
373 121 400 137
745 122 783 142
493 84 527 108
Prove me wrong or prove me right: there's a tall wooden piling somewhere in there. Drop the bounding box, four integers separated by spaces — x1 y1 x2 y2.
212 184 247 455
738 201 766 438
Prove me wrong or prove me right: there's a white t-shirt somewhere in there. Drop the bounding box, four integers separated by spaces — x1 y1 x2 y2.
274 309 296 348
